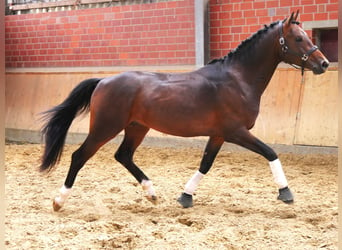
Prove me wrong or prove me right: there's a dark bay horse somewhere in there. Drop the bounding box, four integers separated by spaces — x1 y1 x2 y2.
40 12 329 211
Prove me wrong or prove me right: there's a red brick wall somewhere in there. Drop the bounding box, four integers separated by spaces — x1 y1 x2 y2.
5 0 338 68
5 0 195 68
209 0 338 60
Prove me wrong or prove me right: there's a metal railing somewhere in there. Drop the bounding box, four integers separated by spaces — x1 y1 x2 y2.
5 0 168 15
6 0 122 15
10 0 55 3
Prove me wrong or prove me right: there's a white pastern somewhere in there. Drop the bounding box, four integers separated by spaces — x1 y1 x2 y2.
269 159 288 189
54 185 72 207
141 180 156 197
184 171 204 195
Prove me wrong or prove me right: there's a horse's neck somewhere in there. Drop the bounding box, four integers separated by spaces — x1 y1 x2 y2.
228 29 281 96
244 54 280 95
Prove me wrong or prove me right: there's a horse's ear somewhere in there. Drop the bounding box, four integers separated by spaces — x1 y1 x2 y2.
294 10 299 21
288 12 295 23
285 11 299 26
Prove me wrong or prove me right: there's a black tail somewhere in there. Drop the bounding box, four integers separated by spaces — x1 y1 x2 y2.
40 78 103 172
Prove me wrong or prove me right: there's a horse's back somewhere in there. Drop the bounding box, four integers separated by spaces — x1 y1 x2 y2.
94 70 216 100
90 70 221 136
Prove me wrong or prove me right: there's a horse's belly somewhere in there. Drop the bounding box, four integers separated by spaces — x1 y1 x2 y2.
135 111 218 137
150 125 208 137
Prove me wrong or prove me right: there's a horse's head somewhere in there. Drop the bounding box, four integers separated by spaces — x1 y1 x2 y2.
279 11 329 74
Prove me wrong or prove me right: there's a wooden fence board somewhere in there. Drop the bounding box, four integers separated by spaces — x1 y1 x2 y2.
251 69 302 144
294 71 338 146
5 68 338 146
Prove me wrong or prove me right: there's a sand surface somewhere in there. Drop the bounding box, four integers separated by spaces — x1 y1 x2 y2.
5 143 337 249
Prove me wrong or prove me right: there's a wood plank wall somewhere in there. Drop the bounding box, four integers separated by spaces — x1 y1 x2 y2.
5 67 338 146
294 71 338 146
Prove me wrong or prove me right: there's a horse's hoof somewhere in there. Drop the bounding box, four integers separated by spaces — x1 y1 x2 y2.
277 187 294 204
177 193 193 208
146 195 158 205
52 200 62 212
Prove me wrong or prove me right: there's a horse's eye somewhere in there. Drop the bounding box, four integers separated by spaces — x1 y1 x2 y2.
295 36 303 42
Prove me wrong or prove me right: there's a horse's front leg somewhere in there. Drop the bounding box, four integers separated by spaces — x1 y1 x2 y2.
178 137 224 208
227 128 294 204
269 159 294 203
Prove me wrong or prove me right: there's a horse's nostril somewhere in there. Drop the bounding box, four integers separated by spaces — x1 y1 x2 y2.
322 60 329 69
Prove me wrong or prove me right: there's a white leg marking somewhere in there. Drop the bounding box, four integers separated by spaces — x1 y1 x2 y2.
141 180 156 197
54 185 72 207
269 159 288 189
184 171 204 195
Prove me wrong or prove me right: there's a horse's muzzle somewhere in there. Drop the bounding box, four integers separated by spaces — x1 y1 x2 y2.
312 59 329 74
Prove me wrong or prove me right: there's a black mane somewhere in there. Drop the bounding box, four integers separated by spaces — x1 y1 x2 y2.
208 21 281 64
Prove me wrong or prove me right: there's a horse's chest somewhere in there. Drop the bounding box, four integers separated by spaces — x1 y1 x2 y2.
218 96 260 128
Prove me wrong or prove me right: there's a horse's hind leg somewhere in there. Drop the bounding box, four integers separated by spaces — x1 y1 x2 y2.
53 131 120 211
114 122 157 203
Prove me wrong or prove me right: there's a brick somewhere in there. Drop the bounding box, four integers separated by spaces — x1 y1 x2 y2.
210 12 219 20
167 1 178 9
326 3 338 12
233 18 245 26
242 26 249 33
304 5 317 13
280 1 293 7
276 7 290 16
315 13 328 20
246 17 258 25
210 4 222 12
211 19 222 28
301 0 314 4
241 2 253 10
266 1 279 8
290 6 303 14
181 22 193 29
317 4 326 12
218 27 229 34
211 35 221 43
253 1 265 9
300 13 313 21
175 7 188 15
256 9 268 17
259 16 272 24
244 10 256 18
231 26 242 33
328 12 338 19
4 0 190 67
233 3 241 11
219 12 230 20
231 11 243 19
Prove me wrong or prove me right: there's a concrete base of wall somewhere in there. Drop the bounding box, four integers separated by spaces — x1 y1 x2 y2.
6 128 337 155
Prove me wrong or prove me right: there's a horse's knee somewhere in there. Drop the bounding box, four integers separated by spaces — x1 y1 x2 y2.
71 150 81 163
71 145 92 167
114 150 132 165
114 150 123 163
